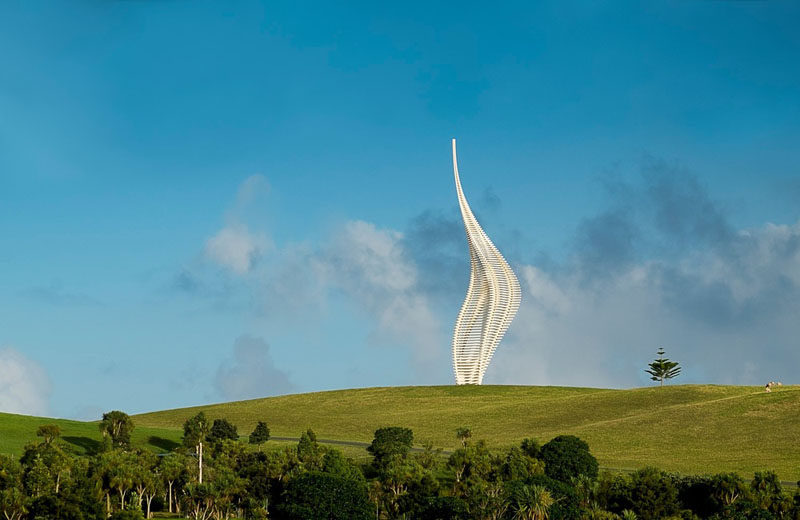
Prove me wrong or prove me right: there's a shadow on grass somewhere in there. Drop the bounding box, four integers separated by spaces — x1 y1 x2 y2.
148 436 180 452
62 436 102 455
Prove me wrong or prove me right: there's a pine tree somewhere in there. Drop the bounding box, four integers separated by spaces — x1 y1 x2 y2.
645 348 681 386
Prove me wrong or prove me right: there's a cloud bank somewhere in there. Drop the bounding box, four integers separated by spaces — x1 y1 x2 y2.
493 160 800 387
198 163 800 389
0 347 52 415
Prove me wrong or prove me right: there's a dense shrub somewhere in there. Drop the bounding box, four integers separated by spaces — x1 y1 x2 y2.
597 468 680 520
418 496 469 519
279 472 372 520
540 435 599 482
675 474 717 518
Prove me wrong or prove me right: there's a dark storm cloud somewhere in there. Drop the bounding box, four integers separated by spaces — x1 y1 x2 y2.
574 208 640 281
400 210 467 297
642 157 735 251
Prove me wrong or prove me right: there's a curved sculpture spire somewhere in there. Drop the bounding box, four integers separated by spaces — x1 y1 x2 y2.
451 139 521 385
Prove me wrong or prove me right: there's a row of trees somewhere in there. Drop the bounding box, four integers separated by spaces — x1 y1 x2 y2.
1 411 799 519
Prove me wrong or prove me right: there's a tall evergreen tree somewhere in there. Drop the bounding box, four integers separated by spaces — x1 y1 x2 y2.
645 348 681 386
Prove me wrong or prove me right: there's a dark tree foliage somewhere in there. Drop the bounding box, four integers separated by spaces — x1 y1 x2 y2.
279 472 372 520
540 435 598 482
514 474 582 520
710 502 778 520
501 446 542 481
99 411 134 450
598 467 680 520
249 421 271 444
645 347 681 386
8 419 800 520
109 511 145 520
182 411 210 449
520 437 542 459
418 496 469 520
321 449 364 481
675 475 718 518
237 451 272 503
710 472 750 510
367 427 413 467
297 429 322 467
208 418 239 445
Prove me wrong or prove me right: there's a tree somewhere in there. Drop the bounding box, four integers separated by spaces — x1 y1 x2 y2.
0 455 28 520
456 427 472 448
159 453 188 514
539 435 598 482
625 467 680 520
510 484 555 520
502 447 544 481
207 418 238 446
182 412 210 449
367 427 413 469
249 421 271 445
297 429 323 469
35 424 61 446
132 450 159 517
279 472 372 520
321 449 364 481
644 348 681 386
100 411 135 450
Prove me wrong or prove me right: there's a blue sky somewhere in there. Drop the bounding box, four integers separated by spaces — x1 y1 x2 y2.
1 1 799 419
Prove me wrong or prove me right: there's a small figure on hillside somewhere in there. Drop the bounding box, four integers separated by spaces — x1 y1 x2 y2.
765 384 772 393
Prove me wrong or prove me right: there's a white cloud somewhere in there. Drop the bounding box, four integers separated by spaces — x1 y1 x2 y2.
315 220 445 368
204 175 271 275
0 347 51 416
215 335 293 400
205 224 269 275
194 165 800 390
490 220 800 388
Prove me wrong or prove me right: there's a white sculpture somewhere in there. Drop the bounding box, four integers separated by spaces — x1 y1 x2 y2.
451 139 521 385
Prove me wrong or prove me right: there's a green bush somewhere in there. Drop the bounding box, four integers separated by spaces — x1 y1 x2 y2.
367 427 413 468
279 472 372 520
540 435 598 482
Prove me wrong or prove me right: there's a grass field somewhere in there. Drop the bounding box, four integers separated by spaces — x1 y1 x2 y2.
0 412 182 457
3 385 799 480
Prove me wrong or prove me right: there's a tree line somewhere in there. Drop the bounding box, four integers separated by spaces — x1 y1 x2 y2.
0 410 798 519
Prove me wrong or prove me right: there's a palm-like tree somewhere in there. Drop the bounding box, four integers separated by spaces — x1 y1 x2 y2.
512 484 555 520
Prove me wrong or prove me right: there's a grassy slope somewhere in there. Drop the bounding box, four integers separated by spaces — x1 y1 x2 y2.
133 384 800 479
2 385 798 480
0 413 182 457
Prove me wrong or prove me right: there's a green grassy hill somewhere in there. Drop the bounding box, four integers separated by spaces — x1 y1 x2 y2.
134 384 800 479
0 412 182 457
2 385 798 480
